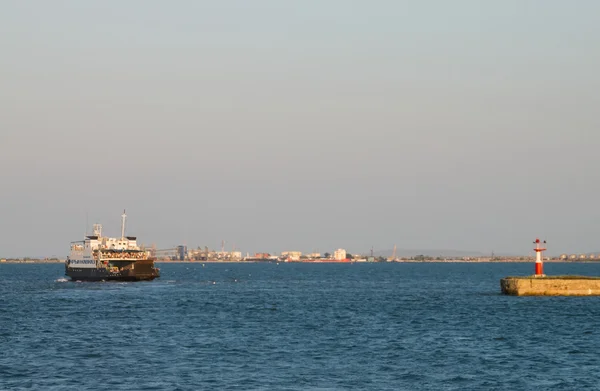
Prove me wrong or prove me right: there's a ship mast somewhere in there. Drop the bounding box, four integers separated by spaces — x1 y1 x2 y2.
121 210 127 239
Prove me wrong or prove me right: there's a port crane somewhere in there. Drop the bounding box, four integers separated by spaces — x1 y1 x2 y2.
387 244 397 261
147 245 183 260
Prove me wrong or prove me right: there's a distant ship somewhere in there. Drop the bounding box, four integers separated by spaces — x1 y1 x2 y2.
65 211 160 281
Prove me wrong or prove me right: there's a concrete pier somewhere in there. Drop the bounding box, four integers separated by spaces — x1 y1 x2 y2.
501 276 600 296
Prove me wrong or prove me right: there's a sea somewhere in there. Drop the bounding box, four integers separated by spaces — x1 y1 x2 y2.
2 262 600 391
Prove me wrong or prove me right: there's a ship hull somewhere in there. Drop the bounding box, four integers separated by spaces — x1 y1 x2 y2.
65 262 160 282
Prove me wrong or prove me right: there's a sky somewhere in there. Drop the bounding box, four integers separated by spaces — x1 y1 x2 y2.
1 1 599 258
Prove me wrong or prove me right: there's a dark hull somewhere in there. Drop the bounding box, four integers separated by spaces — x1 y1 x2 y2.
66 262 160 282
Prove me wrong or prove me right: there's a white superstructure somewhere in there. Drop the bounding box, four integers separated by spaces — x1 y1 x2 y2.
68 211 146 269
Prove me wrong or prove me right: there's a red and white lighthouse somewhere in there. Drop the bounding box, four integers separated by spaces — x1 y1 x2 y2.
533 238 546 276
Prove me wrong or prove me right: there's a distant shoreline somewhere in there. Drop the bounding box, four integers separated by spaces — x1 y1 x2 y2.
2 259 599 264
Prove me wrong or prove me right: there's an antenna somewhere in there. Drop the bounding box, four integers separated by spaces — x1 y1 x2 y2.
121 209 127 239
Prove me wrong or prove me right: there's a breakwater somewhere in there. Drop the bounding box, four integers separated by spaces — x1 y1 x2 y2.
501 276 600 296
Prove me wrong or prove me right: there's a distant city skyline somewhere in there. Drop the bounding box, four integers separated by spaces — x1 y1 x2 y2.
1 1 599 258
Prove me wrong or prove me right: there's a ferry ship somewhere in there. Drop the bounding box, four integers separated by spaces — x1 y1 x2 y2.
65 211 160 281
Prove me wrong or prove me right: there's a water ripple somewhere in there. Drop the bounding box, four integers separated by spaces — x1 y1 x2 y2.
2 262 600 390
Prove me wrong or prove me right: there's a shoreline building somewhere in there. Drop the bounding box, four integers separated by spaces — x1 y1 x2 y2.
333 249 347 261
282 251 302 261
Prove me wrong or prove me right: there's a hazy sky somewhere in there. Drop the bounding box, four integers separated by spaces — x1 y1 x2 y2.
1 1 599 257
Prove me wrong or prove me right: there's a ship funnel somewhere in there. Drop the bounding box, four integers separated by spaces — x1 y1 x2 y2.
93 224 102 237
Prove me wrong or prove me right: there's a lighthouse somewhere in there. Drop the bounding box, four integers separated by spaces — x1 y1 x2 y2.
533 238 546 277
501 238 600 296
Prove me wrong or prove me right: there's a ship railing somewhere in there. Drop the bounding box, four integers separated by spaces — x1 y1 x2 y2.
97 252 147 260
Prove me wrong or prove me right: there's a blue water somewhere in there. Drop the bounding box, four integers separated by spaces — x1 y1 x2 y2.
2 262 600 390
